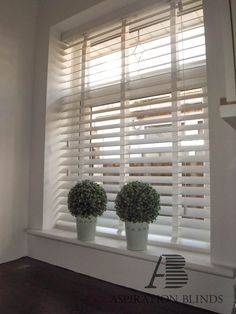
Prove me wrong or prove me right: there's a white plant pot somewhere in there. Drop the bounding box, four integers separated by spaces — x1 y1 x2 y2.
76 216 97 241
125 221 149 251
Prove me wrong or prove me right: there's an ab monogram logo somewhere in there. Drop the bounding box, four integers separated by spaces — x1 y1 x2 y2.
145 254 188 289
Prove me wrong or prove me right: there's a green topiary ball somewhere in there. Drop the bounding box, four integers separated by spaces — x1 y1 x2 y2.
115 181 160 223
68 180 107 218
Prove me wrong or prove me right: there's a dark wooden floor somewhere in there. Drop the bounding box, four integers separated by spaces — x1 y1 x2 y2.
0 257 216 314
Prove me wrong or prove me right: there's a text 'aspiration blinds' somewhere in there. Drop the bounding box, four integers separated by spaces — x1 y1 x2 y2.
56 0 210 251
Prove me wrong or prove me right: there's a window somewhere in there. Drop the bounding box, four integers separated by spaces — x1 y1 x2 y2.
55 0 210 252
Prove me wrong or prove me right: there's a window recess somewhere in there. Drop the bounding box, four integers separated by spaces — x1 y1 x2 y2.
54 0 210 252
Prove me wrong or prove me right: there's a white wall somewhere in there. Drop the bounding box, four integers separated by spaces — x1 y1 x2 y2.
204 0 236 268
0 0 38 263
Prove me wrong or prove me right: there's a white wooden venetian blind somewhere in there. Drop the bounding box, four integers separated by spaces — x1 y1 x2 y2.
56 0 210 251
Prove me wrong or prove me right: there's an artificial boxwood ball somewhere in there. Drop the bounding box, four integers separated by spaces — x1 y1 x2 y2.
115 181 160 223
68 180 107 218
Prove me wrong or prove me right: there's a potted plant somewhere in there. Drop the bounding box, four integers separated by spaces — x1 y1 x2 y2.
115 181 160 251
68 180 107 241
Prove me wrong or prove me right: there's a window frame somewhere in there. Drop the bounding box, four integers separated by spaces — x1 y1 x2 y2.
40 0 236 266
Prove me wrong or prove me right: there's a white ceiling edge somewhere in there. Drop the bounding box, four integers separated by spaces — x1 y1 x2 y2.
53 0 165 42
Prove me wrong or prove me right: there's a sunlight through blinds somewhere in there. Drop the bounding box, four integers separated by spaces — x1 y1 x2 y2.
55 0 210 251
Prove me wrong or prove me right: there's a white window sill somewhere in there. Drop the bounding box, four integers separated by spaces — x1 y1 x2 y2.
27 228 235 278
